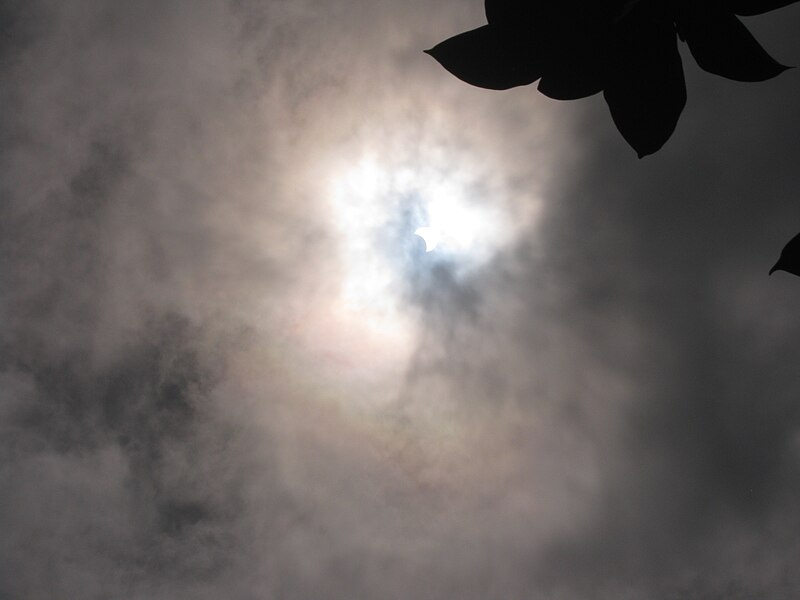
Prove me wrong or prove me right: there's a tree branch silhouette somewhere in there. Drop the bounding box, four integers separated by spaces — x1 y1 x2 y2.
426 0 795 157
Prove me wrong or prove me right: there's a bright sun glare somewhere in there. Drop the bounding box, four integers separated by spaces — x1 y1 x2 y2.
414 226 440 252
328 152 514 346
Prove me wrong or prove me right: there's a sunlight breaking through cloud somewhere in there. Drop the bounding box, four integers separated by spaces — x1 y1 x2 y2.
327 147 519 344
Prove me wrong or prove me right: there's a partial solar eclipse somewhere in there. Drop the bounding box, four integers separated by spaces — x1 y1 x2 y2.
414 226 440 252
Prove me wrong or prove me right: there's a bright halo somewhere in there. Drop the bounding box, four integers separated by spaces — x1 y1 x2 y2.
327 151 516 340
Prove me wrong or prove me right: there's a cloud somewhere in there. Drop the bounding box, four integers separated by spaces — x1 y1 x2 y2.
2 1 800 599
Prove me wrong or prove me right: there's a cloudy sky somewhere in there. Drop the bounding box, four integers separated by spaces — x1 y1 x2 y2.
2 1 800 598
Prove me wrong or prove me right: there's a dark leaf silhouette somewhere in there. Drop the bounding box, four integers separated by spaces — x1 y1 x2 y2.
425 25 542 90
770 231 800 276
680 11 790 81
604 14 686 158
537 42 605 100
427 0 798 156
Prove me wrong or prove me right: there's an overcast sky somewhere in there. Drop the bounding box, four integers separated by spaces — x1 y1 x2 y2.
2 1 800 599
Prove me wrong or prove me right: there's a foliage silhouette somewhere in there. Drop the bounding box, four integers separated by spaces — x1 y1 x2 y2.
426 0 795 157
770 231 800 277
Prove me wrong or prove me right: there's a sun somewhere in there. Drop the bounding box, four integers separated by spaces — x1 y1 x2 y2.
414 226 440 252
327 152 513 340
276 130 546 392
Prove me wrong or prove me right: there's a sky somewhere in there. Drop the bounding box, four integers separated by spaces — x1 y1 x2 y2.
2 1 800 598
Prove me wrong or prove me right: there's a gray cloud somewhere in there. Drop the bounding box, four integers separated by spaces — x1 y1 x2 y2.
2 1 800 599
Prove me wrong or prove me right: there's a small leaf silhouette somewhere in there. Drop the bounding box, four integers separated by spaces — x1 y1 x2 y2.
682 13 790 81
731 0 799 16
770 231 800 276
604 16 686 157
425 26 542 90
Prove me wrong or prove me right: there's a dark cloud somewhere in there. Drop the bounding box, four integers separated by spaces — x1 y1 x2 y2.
2 1 800 599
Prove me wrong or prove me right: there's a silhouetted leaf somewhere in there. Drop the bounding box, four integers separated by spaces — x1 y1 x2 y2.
770 231 800 276
538 41 605 100
425 25 542 90
731 0 800 16
484 1 618 49
683 13 790 81
604 17 686 157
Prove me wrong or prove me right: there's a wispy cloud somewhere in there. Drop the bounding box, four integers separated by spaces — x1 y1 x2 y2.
2 1 800 599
